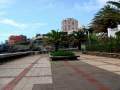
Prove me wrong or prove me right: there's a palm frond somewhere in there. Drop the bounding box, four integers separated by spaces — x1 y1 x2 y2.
108 1 120 9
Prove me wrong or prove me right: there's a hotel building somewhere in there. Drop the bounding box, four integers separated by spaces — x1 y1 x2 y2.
62 18 79 34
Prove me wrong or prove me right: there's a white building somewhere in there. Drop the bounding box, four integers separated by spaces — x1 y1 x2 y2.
62 18 79 34
107 25 120 37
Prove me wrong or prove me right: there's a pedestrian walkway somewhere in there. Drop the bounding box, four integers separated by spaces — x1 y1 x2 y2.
33 54 120 90
0 53 120 90
80 54 120 75
0 54 52 90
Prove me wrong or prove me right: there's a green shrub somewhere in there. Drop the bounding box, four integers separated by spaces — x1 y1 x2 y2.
50 50 75 56
86 34 120 53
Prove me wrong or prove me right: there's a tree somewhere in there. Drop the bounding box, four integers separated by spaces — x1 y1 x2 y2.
91 2 120 32
107 1 120 24
72 30 87 50
46 30 61 51
59 32 69 48
108 1 120 10
116 31 120 38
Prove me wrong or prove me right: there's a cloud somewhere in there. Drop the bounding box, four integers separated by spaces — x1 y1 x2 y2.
0 11 6 16
0 0 15 17
0 0 15 9
0 18 26 29
0 18 47 30
0 0 10 4
31 22 47 27
96 0 110 5
74 2 98 12
73 0 113 13
27 22 48 30
0 0 15 5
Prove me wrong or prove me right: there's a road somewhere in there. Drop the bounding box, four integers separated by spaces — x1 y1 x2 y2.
0 53 120 90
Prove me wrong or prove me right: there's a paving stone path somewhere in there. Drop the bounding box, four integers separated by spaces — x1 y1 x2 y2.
33 53 120 90
0 54 52 90
0 53 120 90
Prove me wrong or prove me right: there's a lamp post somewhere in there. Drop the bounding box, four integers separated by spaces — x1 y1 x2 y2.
87 30 91 46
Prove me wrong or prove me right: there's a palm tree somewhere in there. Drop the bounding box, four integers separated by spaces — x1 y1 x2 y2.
108 1 120 10
108 1 120 24
60 32 69 48
91 4 120 32
72 30 87 50
46 30 61 51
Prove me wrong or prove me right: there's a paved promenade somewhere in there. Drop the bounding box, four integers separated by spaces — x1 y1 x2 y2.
0 53 120 90
0 55 52 90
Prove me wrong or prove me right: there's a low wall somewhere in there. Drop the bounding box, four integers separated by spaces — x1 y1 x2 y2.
85 52 120 59
0 51 41 64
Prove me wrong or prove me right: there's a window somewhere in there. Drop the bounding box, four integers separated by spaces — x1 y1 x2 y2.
68 25 71 30
72 22 74 25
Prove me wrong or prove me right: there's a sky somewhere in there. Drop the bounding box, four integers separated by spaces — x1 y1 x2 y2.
0 0 112 43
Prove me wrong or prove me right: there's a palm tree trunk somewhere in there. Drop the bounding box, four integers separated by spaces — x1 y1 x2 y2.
78 41 81 50
54 43 59 51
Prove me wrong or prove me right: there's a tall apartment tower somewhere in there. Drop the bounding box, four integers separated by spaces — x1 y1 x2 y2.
62 18 79 34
